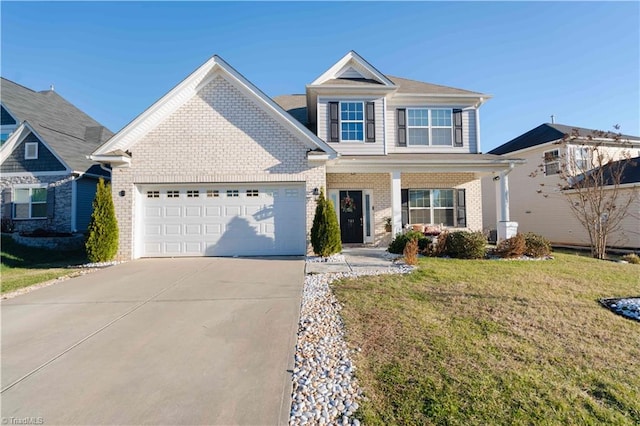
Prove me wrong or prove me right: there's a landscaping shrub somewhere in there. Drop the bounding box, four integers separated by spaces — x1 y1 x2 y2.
310 188 342 257
85 178 119 263
524 232 552 258
496 233 526 258
388 230 426 254
403 238 418 265
444 231 487 259
622 253 640 264
423 230 449 257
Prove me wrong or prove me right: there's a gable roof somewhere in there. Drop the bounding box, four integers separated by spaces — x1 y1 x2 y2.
310 51 396 87
0 77 113 172
490 123 640 155
92 55 336 158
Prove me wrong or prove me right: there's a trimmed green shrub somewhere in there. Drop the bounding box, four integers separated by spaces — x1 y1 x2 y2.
388 230 427 254
403 238 418 265
85 178 119 262
524 232 552 258
310 188 342 257
496 233 526 258
444 231 487 259
622 253 640 264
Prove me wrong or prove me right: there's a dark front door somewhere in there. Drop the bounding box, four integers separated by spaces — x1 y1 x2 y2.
339 190 363 244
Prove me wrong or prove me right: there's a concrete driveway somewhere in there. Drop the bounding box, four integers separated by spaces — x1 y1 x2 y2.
1 257 304 425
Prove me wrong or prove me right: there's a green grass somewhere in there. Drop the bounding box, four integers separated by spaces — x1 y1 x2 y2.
1 235 87 294
332 253 640 425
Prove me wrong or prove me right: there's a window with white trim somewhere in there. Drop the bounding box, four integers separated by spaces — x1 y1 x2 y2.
13 187 47 219
207 190 219 198
407 108 452 146
24 142 38 159
544 149 560 175
187 190 199 198
246 189 259 197
146 191 159 198
408 189 455 226
167 190 180 198
227 190 239 197
340 102 364 141
573 146 590 172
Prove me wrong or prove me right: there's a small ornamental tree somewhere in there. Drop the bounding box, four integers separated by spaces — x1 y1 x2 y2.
310 187 342 257
85 178 119 262
530 126 636 259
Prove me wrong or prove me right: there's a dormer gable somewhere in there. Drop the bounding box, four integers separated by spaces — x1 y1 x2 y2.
309 51 396 87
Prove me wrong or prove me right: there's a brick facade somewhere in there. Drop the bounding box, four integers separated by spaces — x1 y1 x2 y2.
112 75 325 259
0 174 74 233
327 172 482 245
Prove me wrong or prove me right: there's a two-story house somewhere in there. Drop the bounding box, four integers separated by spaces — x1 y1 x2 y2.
90 52 523 259
1 77 113 234
482 123 640 249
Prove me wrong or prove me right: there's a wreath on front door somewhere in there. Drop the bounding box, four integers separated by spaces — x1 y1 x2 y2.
341 192 355 213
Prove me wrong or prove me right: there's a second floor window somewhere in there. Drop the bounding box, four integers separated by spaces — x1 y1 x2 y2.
340 102 364 141
544 149 561 175
407 108 452 146
574 146 590 172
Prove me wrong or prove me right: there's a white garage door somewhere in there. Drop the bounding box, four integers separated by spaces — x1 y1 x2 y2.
139 184 306 257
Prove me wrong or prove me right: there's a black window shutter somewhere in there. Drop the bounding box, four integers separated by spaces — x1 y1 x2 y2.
365 102 375 143
2 188 12 219
401 189 409 226
397 109 407 147
329 102 339 142
456 189 466 227
46 187 55 219
453 109 463 147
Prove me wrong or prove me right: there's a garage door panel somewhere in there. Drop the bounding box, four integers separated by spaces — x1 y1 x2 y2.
165 206 182 217
140 184 305 257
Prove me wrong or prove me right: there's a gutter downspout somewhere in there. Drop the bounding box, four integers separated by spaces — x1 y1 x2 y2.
475 97 483 153
382 96 388 155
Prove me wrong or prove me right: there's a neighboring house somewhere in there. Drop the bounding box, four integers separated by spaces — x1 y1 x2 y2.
482 123 640 248
0 77 113 234
90 52 523 259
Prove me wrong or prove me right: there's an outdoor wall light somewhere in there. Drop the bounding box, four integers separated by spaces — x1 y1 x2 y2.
493 175 500 181
313 187 320 196
119 190 126 197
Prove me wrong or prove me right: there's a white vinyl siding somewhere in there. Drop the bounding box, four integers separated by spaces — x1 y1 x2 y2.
318 97 385 155
387 104 477 153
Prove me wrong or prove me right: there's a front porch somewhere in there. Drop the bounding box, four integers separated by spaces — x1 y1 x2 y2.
325 154 525 246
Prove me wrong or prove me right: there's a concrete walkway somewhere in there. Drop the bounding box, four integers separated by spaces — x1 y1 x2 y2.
305 247 399 274
1 257 304 426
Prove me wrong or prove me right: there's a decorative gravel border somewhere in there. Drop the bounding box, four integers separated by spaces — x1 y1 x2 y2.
289 260 413 425
599 297 640 322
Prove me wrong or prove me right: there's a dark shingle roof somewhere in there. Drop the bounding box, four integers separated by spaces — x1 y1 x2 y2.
385 75 484 96
602 156 640 185
489 123 640 155
0 77 113 172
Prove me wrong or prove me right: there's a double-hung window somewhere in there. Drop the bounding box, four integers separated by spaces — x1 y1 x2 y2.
544 149 560 175
408 189 455 226
404 108 454 146
13 187 47 219
574 146 590 172
340 102 364 141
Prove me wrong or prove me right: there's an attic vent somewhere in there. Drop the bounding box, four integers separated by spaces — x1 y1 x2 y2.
338 66 365 80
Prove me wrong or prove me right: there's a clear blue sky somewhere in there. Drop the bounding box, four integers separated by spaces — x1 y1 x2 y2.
2 1 638 152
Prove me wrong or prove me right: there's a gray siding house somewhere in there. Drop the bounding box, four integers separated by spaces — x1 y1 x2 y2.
0 77 113 234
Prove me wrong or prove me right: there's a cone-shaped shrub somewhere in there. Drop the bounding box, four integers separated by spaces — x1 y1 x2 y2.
310 187 342 257
85 178 119 262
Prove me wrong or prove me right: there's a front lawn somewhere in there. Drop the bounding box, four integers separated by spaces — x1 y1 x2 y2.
1 235 87 294
332 253 640 425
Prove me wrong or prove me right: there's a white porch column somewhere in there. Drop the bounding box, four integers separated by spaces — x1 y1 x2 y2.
495 170 518 242
391 170 402 235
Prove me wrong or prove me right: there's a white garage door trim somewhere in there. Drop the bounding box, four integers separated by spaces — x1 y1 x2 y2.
136 183 306 257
